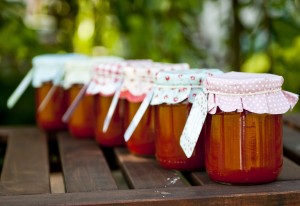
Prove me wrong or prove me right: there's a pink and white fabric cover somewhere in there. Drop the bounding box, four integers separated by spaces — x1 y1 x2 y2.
121 63 190 103
206 72 299 114
86 62 125 96
151 69 223 105
86 60 152 96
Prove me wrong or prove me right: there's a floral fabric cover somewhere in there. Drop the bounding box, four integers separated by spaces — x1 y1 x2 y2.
151 69 223 105
86 60 152 96
63 56 123 89
32 53 86 87
206 72 299 114
121 63 190 103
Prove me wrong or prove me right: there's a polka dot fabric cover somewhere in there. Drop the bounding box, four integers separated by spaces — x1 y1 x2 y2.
151 69 223 105
206 72 299 114
121 63 190 103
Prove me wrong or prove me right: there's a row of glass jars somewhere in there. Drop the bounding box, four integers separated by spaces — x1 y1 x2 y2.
9 53 299 185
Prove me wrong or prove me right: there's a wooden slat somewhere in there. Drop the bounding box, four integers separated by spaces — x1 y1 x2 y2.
190 171 216 186
1 180 300 206
284 114 300 130
278 157 300 181
0 127 50 195
115 148 187 189
191 157 300 186
283 126 300 164
58 132 117 192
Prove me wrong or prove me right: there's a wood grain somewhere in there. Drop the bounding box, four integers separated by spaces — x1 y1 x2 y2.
0 127 50 195
278 157 300 181
0 113 300 206
190 171 216 186
115 148 187 189
0 180 300 206
58 132 117 192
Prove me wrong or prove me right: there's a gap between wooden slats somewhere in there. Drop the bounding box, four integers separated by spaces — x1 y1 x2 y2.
57 132 118 192
0 127 50 195
114 148 188 189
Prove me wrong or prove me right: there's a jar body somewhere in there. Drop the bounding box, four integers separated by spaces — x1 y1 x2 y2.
205 111 283 184
124 101 155 156
68 84 94 138
155 103 205 170
35 82 68 131
94 94 125 147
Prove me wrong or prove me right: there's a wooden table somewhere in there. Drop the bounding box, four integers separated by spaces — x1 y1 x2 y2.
0 114 300 205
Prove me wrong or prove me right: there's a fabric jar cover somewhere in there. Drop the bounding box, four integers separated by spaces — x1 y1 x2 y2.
148 68 223 158
206 72 299 114
151 69 223 105
63 56 124 89
32 53 87 88
86 62 125 96
86 60 153 96
121 62 190 103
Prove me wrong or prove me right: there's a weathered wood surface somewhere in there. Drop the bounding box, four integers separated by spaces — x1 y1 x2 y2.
0 127 49 195
0 180 300 206
115 147 187 189
58 132 118 192
0 113 300 205
283 126 300 165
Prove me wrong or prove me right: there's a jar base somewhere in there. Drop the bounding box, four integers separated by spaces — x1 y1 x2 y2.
157 157 204 171
126 143 155 156
207 168 280 185
69 126 94 138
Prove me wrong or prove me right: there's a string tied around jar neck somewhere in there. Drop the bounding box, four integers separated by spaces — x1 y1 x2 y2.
208 87 282 96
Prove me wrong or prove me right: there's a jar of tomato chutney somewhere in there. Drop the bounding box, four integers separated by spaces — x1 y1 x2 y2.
86 62 126 147
33 54 86 132
64 57 123 138
151 69 223 170
122 63 189 156
205 72 299 184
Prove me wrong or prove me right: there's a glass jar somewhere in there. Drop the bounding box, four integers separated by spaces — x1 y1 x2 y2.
35 82 68 131
122 63 190 156
67 84 94 138
205 111 282 184
124 101 155 155
63 57 123 138
94 95 125 147
155 103 206 170
86 61 127 147
32 54 86 132
205 72 299 184
151 69 222 170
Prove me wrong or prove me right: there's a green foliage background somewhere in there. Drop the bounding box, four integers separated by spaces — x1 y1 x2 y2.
0 0 300 125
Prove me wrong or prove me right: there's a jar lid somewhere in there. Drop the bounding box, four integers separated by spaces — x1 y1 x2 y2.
32 53 86 87
206 72 299 114
63 56 124 89
121 63 190 102
151 69 223 105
